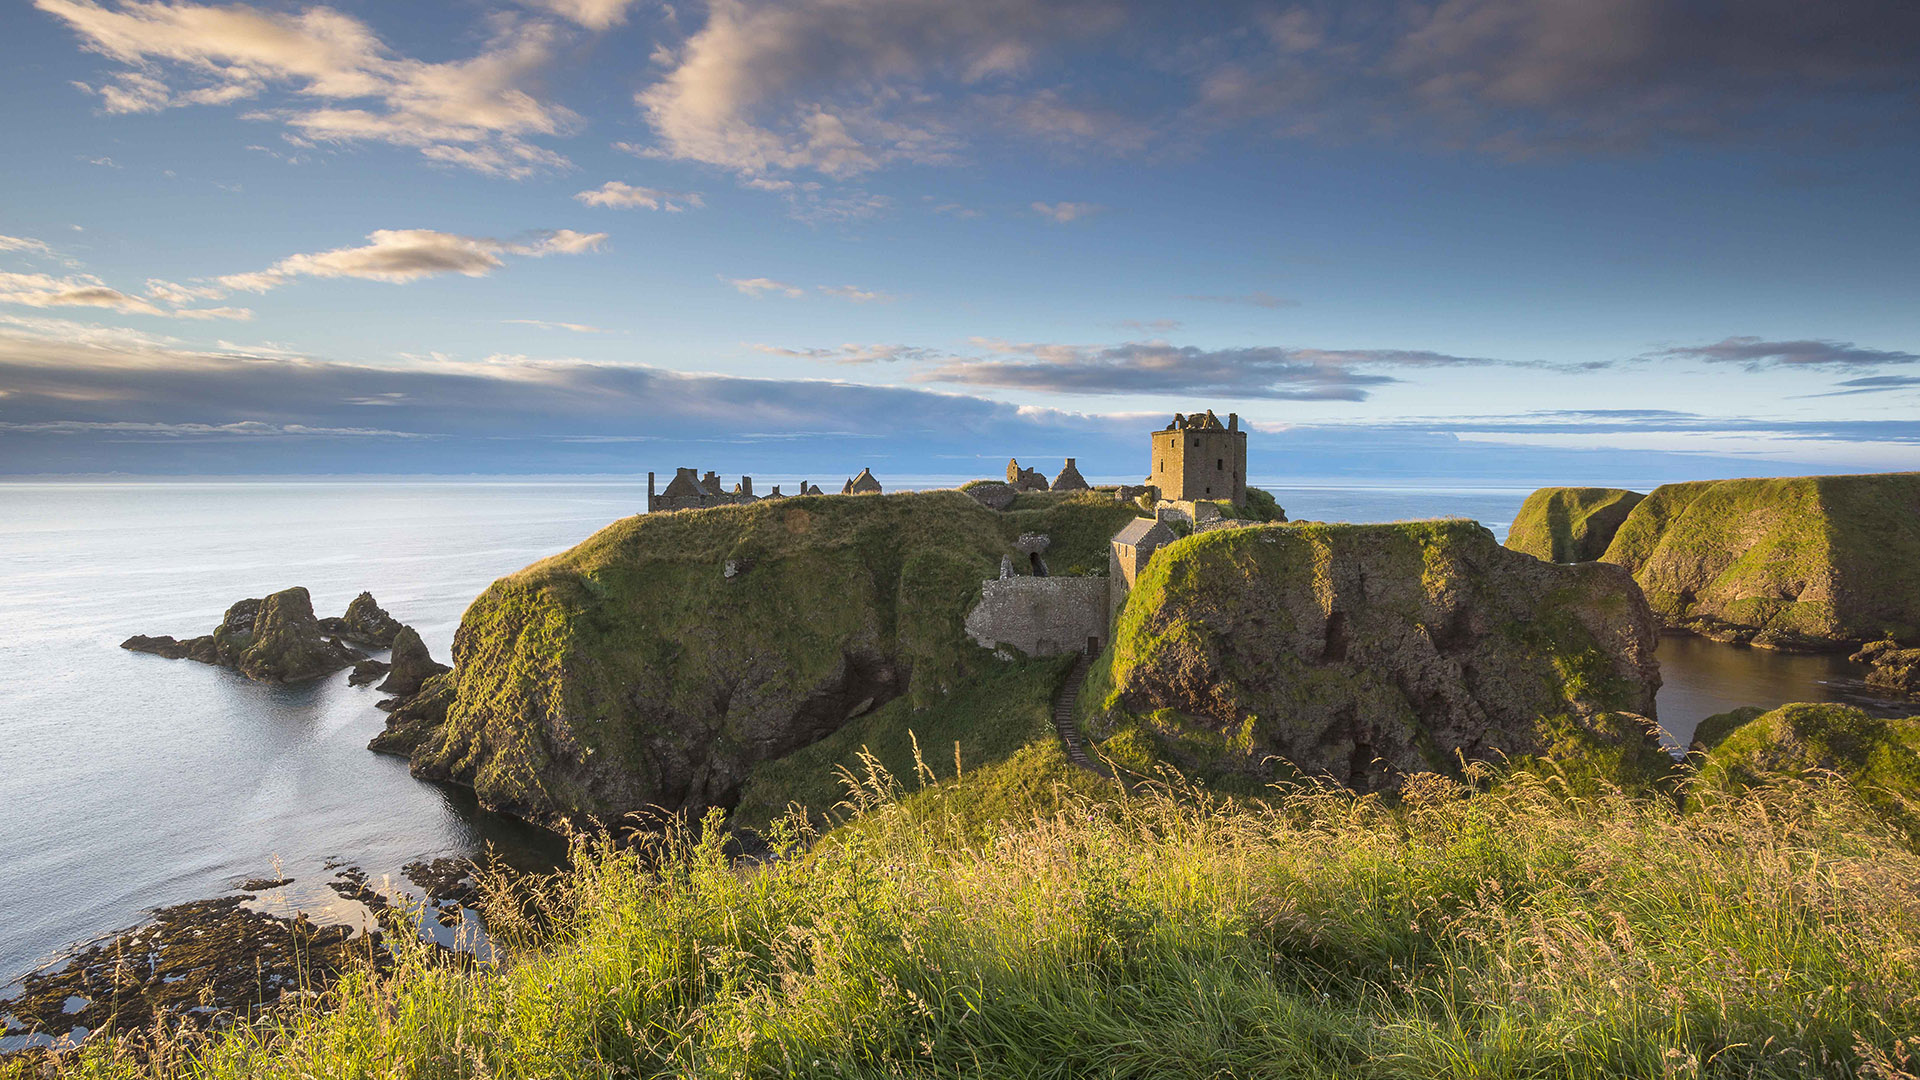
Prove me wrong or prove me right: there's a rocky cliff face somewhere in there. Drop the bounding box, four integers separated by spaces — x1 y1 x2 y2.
1091 520 1666 792
376 625 450 698
394 491 1126 824
1599 472 1920 649
1505 487 1645 563
123 586 362 682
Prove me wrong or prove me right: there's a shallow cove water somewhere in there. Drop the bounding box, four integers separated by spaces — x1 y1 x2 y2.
0 477 1898 991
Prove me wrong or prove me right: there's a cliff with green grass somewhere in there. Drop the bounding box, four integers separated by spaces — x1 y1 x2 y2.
1599 472 1920 648
1693 702 1920 842
1088 520 1667 792
1505 486 1644 563
394 490 1137 825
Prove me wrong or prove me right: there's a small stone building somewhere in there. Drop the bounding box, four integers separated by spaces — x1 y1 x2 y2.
843 467 883 494
1150 410 1247 505
1108 517 1175 623
649 468 762 513
1052 458 1090 491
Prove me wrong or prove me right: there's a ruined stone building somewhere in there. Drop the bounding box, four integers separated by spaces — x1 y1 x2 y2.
1006 459 1050 492
843 468 883 495
1149 409 1247 505
1052 458 1090 491
1108 517 1175 623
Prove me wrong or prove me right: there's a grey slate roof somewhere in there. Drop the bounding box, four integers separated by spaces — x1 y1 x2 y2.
1112 518 1174 547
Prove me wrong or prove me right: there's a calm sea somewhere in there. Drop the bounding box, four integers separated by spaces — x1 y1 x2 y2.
0 478 1891 988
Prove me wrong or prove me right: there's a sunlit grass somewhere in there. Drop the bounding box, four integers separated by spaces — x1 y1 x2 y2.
15 754 1920 1079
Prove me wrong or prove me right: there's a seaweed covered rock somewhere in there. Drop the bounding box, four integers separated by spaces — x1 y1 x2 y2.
1693 702 1920 840
369 671 455 756
394 491 1138 824
1505 487 1645 563
375 625 449 698
124 587 361 682
1852 639 1920 697
1091 520 1667 792
1599 472 1920 648
319 591 406 648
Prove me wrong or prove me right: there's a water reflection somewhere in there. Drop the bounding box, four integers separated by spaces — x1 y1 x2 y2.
1653 634 1909 751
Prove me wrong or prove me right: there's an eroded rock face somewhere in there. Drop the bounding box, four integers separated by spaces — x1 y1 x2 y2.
1095 520 1667 792
319 591 406 648
121 587 365 683
376 625 449 698
1599 472 1920 649
1853 640 1920 697
394 491 1024 824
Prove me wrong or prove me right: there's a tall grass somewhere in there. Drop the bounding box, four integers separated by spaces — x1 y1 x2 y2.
16 755 1920 1079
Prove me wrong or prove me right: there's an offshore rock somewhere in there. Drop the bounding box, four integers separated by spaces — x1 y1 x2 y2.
1853 639 1920 697
318 591 406 648
123 587 361 682
1599 472 1920 649
1505 487 1645 563
349 659 391 686
375 625 449 697
1092 520 1667 792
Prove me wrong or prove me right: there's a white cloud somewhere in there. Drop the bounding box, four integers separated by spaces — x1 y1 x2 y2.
39 0 581 177
724 275 804 298
144 278 227 304
0 271 250 319
522 0 641 30
1031 200 1101 223
219 228 607 292
754 342 938 364
816 284 895 303
502 318 613 333
0 235 58 257
574 181 705 211
633 0 1120 176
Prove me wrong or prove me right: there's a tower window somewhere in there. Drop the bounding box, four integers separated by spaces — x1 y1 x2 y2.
1217 459 1223 470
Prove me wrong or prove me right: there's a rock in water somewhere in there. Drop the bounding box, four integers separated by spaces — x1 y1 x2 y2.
1599 472 1920 649
349 658 391 686
375 625 449 697
1092 520 1668 792
319 591 406 648
220 587 363 682
124 587 360 682
1853 639 1920 696
1505 487 1645 563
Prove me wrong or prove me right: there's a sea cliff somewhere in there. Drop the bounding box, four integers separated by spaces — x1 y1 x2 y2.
1598 472 1920 648
1089 519 1667 792
1504 486 1644 563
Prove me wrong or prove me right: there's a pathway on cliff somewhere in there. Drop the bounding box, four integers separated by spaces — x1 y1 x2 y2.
1052 653 1110 776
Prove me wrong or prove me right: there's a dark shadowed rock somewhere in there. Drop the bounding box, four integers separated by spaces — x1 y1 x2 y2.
126 587 361 682
1853 639 1920 696
368 671 455 756
349 659 391 686
122 634 214 661
318 591 406 648
376 625 449 697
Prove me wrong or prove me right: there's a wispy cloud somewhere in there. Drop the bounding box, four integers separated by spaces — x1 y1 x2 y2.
724 276 804 298
753 342 939 364
0 271 250 319
574 181 706 211
0 235 59 257
38 0 584 177
219 228 605 292
1645 336 1920 369
520 0 641 30
1808 375 1920 397
502 318 614 333
1182 290 1298 309
1031 200 1102 223
816 284 896 303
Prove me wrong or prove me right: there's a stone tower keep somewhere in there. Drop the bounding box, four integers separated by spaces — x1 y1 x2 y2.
1149 409 1247 505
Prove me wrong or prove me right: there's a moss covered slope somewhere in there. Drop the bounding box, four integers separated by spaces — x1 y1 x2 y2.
1600 472 1920 647
1694 702 1920 842
401 491 1132 824
1090 519 1667 792
1505 487 1645 563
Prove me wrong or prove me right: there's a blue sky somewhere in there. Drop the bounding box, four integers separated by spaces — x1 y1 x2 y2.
1 0 1917 482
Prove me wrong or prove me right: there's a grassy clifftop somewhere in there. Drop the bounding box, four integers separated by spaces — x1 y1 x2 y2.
1599 472 1920 646
1088 519 1668 793
401 490 1135 826
1505 487 1644 563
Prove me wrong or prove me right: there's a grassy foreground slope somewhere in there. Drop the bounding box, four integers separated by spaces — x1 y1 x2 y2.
1600 472 1920 647
21 761 1920 1080
400 490 1137 825
1088 520 1669 794
1692 701 1920 843
1504 487 1644 563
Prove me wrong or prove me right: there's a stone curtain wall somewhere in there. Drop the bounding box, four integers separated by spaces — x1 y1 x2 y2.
964 576 1109 658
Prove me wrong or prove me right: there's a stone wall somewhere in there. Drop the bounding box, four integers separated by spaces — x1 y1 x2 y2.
964 576 1108 658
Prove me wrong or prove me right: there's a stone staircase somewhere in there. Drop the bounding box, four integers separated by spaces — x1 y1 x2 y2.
1051 652 1108 776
